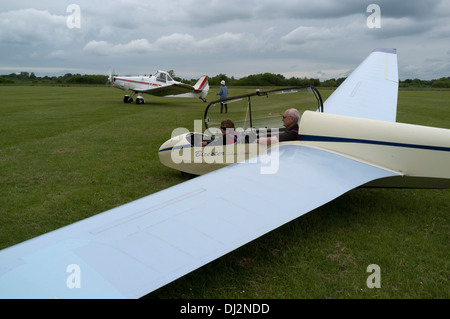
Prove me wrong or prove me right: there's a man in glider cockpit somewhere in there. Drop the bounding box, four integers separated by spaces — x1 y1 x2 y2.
257 108 300 145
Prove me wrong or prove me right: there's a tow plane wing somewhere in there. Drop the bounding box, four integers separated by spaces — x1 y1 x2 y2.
144 76 209 97
0 48 449 298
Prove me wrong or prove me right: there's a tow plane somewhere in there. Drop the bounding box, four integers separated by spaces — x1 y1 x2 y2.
108 70 209 104
0 49 449 298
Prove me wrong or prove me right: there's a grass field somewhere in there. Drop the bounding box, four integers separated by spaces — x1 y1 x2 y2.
0 85 449 299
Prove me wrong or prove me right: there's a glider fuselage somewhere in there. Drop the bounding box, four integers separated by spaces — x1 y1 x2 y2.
159 111 450 188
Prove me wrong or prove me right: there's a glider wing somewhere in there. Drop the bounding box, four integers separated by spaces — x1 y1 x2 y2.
0 145 398 298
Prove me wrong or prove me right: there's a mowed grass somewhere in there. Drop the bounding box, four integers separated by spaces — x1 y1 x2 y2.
0 85 449 298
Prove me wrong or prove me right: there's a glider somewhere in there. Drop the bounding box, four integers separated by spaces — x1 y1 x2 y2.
0 49 449 298
158 85 325 175
109 70 209 104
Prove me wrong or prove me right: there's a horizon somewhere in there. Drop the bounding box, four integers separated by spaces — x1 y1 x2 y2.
1 1 450 82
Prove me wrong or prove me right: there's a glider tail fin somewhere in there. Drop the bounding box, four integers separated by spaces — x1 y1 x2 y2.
323 48 399 122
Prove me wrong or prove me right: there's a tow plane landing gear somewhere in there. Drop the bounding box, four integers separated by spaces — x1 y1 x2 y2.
136 95 145 104
123 95 134 103
123 92 145 104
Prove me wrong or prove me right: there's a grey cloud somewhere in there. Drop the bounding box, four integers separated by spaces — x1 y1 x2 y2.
1 0 449 80
0 8 68 45
374 0 443 18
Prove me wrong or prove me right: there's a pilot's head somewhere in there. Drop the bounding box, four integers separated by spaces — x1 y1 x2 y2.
282 108 299 129
220 119 235 133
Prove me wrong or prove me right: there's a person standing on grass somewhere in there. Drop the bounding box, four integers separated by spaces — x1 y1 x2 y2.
217 80 228 113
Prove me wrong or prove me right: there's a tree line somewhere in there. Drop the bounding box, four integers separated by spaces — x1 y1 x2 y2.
1 71 450 88
0 72 108 85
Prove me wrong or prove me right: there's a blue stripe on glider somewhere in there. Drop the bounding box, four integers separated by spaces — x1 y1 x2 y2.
300 135 450 152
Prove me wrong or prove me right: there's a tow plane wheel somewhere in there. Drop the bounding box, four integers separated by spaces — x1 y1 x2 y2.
136 97 145 104
123 95 133 103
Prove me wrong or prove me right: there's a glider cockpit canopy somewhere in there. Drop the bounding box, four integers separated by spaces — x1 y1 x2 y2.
204 86 323 137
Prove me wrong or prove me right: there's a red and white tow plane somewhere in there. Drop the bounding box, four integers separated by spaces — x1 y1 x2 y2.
109 70 209 104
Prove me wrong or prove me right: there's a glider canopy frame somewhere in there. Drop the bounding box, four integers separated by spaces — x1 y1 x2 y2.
204 86 324 136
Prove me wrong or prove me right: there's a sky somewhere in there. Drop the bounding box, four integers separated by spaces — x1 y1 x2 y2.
1 0 449 81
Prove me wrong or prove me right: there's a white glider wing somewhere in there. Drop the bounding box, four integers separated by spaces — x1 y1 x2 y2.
0 145 398 298
324 48 398 122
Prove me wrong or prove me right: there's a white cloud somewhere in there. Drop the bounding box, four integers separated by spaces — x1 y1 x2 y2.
83 40 113 56
197 32 267 53
84 31 269 57
280 19 363 50
0 8 70 45
114 39 154 55
282 26 338 45
153 33 196 52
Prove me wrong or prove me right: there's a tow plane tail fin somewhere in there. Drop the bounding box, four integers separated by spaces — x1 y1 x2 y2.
194 76 209 91
194 75 209 100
